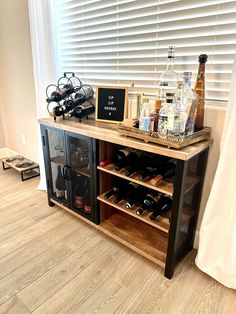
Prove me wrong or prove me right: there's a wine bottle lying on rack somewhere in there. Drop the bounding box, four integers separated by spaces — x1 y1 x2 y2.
136 192 161 216
138 155 171 180
114 148 134 171
46 84 75 103
149 195 172 220
125 183 148 209
124 150 143 177
150 161 176 186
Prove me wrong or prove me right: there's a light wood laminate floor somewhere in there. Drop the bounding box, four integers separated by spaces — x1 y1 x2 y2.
0 166 235 314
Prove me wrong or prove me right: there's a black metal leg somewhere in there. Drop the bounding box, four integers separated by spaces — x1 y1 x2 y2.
165 159 188 279
2 162 10 170
188 148 209 249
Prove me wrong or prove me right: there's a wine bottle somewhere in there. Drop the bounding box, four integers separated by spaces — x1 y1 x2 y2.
136 191 160 216
114 148 134 171
138 155 170 180
72 101 95 121
46 84 75 103
113 182 128 204
194 54 208 131
136 207 147 216
124 150 142 177
74 174 85 209
125 184 149 209
142 192 161 211
55 165 66 197
150 161 176 186
104 181 125 200
149 195 172 220
84 177 92 214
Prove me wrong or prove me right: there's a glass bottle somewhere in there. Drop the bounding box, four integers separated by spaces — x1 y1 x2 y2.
182 72 199 136
194 54 208 131
150 99 161 132
159 46 178 105
55 165 66 198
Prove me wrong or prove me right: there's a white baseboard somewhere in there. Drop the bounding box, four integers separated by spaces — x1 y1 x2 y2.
0 148 18 159
194 231 199 249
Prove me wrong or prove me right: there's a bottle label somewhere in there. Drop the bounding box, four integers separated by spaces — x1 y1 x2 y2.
167 113 175 131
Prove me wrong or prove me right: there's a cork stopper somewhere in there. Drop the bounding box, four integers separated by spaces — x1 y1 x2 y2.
198 54 208 64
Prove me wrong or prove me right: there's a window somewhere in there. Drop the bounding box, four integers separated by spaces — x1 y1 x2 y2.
53 0 236 105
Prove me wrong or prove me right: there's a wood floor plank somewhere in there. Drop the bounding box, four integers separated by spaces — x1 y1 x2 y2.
0 215 92 279
0 295 30 314
19 235 115 311
0 242 74 306
31 245 128 314
0 211 71 259
75 279 129 314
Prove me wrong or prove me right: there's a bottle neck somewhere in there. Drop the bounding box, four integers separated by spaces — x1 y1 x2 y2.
166 57 174 71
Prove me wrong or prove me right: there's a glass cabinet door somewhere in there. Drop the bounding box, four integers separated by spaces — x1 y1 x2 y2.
66 132 98 223
45 128 69 206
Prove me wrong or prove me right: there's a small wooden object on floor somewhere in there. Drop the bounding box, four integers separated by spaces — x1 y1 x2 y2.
2 155 40 181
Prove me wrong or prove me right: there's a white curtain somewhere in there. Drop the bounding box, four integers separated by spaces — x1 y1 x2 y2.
28 0 58 189
196 55 236 289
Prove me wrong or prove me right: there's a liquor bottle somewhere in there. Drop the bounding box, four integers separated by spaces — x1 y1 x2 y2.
150 161 176 186
55 165 66 197
99 159 112 167
114 148 134 171
46 84 75 103
139 102 152 131
181 72 198 136
170 80 185 137
158 46 178 137
194 54 208 131
150 99 161 132
149 195 172 220
159 46 178 105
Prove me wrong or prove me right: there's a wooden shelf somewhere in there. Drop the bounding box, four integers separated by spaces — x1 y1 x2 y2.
97 163 174 196
99 211 168 268
98 193 170 233
50 156 90 177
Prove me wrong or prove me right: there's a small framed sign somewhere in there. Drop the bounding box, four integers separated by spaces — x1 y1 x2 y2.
96 86 128 123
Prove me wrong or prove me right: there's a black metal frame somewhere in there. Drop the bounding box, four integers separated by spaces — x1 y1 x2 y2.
40 125 99 224
164 147 209 279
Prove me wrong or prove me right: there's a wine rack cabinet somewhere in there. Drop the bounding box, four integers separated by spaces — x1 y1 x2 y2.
39 118 211 279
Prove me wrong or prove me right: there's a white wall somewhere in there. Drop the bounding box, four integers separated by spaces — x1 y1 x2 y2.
0 0 38 161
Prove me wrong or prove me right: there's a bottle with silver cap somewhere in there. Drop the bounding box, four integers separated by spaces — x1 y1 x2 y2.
159 46 178 105
158 46 178 137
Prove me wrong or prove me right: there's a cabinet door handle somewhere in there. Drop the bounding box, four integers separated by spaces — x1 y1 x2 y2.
63 165 71 180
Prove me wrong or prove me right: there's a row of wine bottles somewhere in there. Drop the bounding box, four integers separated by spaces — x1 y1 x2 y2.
104 181 172 221
100 147 176 185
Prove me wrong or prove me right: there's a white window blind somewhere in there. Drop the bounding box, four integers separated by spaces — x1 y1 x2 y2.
54 0 236 105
